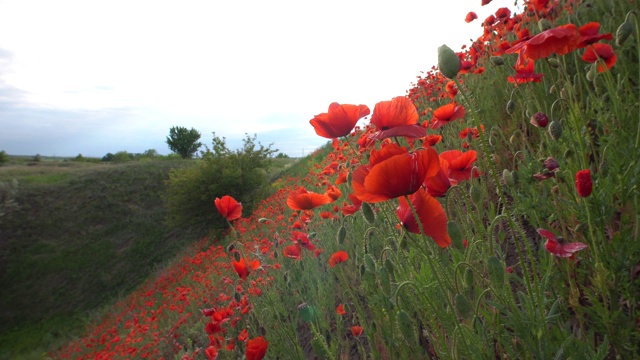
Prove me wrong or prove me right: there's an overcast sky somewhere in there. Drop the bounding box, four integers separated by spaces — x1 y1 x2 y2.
0 0 513 158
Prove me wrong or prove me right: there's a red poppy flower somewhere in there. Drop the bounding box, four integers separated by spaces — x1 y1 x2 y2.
465 12 478 23
215 195 242 221
424 157 456 197
341 193 363 215
506 24 581 60
351 325 364 337
352 144 440 203
528 0 549 11
245 336 269 360
423 134 443 146
581 43 617 72
310 102 370 139
396 188 451 248
283 244 302 260
575 169 593 197
287 187 333 210
507 52 544 84
430 103 466 129
495 7 511 20
439 150 478 183
205 346 218 360
232 258 261 280
577 22 613 48
537 229 588 258
336 304 346 316
325 185 342 201
328 250 349 267
369 96 427 140
481 0 492 5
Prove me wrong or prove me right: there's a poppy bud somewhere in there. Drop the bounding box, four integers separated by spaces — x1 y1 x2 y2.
447 221 464 250
547 58 560 69
364 253 376 273
586 64 597 81
470 185 482 204
576 169 593 197
396 310 416 344
379 267 391 296
362 202 376 224
503 169 514 186
616 12 635 46
487 256 505 288
538 19 552 31
464 267 475 290
336 225 346 244
506 99 515 115
258 217 270 223
531 112 549 128
549 120 562 140
455 293 472 319
490 56 504 66
438 44 461 79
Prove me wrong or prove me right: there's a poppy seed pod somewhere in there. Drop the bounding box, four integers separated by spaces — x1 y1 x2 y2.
438 44 461 79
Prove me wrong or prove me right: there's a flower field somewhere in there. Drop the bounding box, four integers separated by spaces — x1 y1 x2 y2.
53 0 639 358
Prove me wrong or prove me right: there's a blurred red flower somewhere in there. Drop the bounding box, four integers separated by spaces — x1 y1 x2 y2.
396 188 451 248
369 96 427 140
424 157 456 197
575 169 593 197
232 258 261 280
215 195 242 221
283 244 302 260
245 336 268 360
352 144 440 203
287 187 333 210
465 12 478 23
430 103 466 129
310 102 370 139
329 250 349 267
538 229 588 258
439 150 478 183
506 24 580 60
582 43 617 72
507 52 544 84
351 325 364 337
578 22 613 47
336 304 346 315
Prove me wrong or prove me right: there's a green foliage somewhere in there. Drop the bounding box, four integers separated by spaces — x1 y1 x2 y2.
164 133 277 229
166 126 203 159
0 151 9 166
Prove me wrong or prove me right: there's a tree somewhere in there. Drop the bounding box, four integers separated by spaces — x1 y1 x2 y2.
166 126 203 159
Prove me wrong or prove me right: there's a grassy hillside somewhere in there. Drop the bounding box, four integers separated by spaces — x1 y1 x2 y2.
0 155 298 358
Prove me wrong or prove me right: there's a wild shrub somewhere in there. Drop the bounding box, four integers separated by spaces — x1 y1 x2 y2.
0 150 9 166
164 133 277 230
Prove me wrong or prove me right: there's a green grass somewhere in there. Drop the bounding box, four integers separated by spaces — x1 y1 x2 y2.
0 160 204 358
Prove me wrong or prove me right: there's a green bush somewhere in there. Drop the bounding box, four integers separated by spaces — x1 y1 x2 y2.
164 133 277 230
0 150 9 166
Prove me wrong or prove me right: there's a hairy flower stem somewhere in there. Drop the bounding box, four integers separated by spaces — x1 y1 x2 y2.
453 78 542 320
